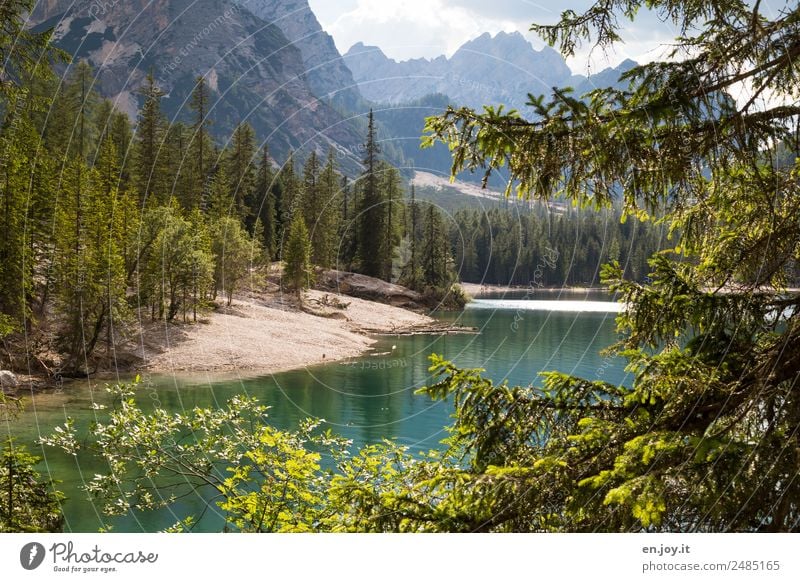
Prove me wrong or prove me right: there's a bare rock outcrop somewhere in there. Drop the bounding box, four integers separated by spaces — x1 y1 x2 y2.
317 270 424 310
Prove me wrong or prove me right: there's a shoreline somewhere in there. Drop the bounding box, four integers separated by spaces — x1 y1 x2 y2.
130 289 469 378
3 287 475 393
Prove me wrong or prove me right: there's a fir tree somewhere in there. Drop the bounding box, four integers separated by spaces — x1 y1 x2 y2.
247 146 277 260
226 122 256 220
421 204 453 290
356 109 385 278
133 73 167 206
189 76 213 211
339 175 358 269
382 164 402 280
316 150 340 268
283 213 313 298
276 152 299 236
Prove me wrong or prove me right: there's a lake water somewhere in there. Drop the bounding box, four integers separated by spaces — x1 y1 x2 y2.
4 290 631 532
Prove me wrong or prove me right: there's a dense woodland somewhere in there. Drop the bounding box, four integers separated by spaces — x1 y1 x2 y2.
0 51 651 378
5 0 799 534
450 205 662 286
0 55 461 377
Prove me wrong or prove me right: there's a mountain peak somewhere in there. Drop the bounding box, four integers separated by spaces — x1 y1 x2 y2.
345 30 575 109
458 30 531 54
346 42 388 59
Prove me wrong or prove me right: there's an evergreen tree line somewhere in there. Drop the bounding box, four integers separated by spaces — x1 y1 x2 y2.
0 53 457 374
449 205 665 286
0 61 274 375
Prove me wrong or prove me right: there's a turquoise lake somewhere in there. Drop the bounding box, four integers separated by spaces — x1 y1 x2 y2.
4 290 631 532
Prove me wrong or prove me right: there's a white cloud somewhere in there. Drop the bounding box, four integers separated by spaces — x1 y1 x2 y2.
312 0 529 60
307 1 689 72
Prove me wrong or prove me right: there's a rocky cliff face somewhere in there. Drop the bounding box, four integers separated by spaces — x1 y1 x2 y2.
30 0 362 162
235 0 363 110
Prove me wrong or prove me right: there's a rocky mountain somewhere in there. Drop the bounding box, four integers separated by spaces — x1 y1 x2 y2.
574 59 639 94
347 34 637 185
345 32 637 112
30 0 362 164
345 32 574 110
233 0 363 110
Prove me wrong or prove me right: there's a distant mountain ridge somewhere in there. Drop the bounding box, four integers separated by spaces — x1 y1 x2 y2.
345 31 636 111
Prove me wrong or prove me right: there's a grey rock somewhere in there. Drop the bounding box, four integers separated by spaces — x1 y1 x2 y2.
318 270 423 310
0 370 18 392
235 0 363 110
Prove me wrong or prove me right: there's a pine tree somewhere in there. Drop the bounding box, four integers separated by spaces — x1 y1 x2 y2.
163 121 193 208
301 150 338 268
54 153 129 373
316 150 340 268
110 109 133 191
0 98 36 325
400 184 422 289
283 213 313 299
207 165 232 218
189 76 213 211
276 152 299 236
300 150 320 230
382 164 402 280
226 122 256 220
133 73 167 206
0 0 63 329
0 439 64 532
356 109 385 278
339 175 357 269
421 204 452 291
247 146 277 260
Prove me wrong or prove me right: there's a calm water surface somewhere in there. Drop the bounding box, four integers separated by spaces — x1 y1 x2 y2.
5 290 630 531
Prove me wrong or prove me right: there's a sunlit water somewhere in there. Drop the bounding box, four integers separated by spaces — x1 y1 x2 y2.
4 291 631 532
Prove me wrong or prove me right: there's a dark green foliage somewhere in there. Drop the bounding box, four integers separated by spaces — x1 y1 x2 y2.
247 147 278 259
356 110 385 278
303 150 340 268
418 0 800 531
283 213 313 297
133 73 168 206
276 152 299 232
0 439 63 532
450 205 663 286
226 122 257 220
16 0 800 535
420 204 455 293
0 1 65 95
338 175 358 269
189 76 213 210
398 195 464 307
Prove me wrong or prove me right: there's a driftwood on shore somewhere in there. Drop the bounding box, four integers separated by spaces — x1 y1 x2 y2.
364 322 478 336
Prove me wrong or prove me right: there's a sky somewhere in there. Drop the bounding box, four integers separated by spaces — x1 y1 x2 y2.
306 0 679 75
